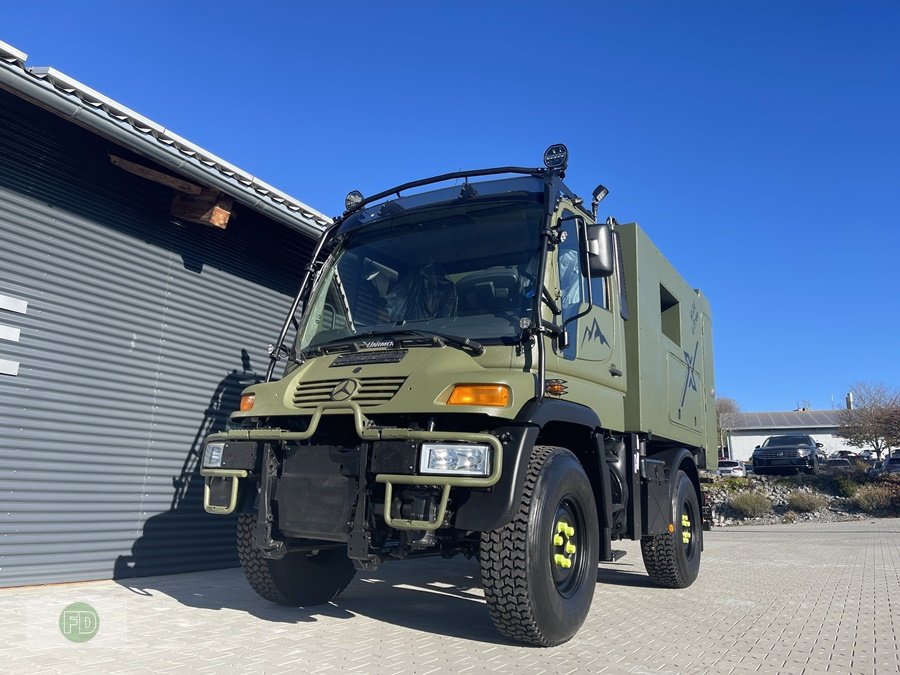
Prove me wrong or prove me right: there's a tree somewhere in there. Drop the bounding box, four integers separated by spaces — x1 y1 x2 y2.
838 382 900 460
716 397 741 456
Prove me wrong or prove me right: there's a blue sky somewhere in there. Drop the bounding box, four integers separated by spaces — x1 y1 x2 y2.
4 1 899 412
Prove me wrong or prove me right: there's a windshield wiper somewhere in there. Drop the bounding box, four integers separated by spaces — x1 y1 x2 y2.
361 328 485 356
303 328 485 357
302 338 360 357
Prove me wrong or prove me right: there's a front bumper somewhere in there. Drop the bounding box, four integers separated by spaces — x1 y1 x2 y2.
752 455 815 472
200 401 503 532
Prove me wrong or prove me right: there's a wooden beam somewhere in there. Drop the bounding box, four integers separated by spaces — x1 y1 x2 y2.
171 188 234 229
109 154 203 195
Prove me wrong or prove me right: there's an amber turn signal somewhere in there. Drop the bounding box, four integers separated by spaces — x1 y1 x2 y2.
545 379 568 396
447 384 511 407
240 394 256 412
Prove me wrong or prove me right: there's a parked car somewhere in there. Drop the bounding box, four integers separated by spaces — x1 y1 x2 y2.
826 458 853 472
880 456 900 475
717 460 747 478
751 434 827 475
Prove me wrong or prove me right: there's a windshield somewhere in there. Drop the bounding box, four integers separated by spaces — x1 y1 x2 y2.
762 436 812 447
297 200 542 352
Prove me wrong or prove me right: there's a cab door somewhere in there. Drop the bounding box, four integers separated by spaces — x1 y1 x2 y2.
547 210 627 420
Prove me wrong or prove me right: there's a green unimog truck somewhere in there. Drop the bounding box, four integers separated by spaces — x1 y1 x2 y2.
200 145 716 646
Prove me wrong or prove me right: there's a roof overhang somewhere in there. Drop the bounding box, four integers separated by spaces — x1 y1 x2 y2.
723 410 842 432
0 40 330 238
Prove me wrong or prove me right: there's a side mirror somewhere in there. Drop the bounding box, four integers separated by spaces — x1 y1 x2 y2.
816 443 824 448
585 222 614 277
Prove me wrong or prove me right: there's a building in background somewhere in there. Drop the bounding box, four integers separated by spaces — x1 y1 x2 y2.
0 41 329 587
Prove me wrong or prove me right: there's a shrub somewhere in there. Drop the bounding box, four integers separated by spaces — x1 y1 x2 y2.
786 491 827 513
730 492 772 518
852 485 893 512
833 475 860 498
852 460 871 474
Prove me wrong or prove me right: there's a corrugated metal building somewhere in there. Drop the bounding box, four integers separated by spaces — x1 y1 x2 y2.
722 409 859 461
0 42 328 587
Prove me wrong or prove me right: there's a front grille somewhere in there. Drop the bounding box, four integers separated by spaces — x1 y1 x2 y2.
292 376 407 409
755 448 804 459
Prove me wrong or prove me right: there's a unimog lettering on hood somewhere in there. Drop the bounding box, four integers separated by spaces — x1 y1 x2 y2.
199 145 716 647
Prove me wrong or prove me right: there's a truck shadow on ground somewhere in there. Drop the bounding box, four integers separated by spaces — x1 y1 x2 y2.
116 556 510 644
595 562 658 588
118 555 658 644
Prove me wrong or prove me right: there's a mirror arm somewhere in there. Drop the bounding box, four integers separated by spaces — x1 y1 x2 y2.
542 287 561 316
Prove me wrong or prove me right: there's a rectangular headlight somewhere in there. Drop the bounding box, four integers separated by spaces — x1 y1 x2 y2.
203 442 225 468
419 443 491 477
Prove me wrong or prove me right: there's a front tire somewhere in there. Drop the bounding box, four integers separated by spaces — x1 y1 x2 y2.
480 446 599 647
640 469 701 588
236 514 356 606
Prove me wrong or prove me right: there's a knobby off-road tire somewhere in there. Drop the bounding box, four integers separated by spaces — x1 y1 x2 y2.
640 469 701 588
236 514 356 606
480 446 599 647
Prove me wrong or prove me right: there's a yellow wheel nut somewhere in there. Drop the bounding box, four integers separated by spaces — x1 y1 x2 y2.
561 557 572 569
565 542 576 555
565 525 575 538
554 553 566 567
553 534 564 547
556 521 568 534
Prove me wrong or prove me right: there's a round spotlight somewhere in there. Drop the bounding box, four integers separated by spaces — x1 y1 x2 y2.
345 190 364 212
543 143 569 170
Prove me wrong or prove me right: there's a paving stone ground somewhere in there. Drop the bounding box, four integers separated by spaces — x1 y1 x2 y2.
1 519 898 674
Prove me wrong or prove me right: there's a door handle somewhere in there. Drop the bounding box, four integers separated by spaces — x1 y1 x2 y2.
609 366 623 377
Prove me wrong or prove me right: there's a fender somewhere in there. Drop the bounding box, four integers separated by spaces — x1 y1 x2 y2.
516 397 602 430
453 398 601 531
649 447 701 494
646 446 703 534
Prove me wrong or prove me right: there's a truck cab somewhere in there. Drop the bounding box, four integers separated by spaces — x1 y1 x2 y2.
200 145 716 646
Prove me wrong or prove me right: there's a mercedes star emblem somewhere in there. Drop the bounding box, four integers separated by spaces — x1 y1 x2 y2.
329 379 359 401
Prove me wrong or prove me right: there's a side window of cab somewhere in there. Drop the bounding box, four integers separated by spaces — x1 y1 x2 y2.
558 211 609 316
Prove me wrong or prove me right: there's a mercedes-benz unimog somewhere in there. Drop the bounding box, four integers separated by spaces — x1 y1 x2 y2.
200 145 716 646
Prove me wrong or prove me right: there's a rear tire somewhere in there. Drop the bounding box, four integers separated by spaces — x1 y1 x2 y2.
480 446 599 647
640 469 701 588
236 514 356 606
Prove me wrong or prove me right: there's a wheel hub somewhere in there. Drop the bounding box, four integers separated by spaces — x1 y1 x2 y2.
681 513 692 544
553 519 577 569
550 499 585 597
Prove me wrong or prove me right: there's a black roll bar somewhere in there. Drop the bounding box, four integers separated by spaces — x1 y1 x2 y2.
342 166 546 217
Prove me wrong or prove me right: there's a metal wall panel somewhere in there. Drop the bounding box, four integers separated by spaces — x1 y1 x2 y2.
0 89 314 586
